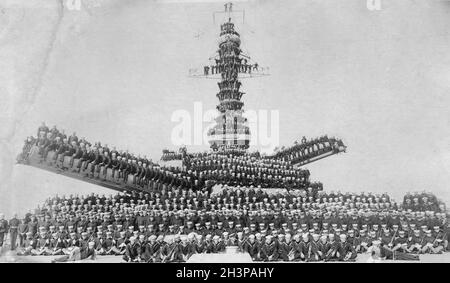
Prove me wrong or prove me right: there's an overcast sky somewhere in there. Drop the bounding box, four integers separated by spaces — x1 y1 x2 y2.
2 0 450 217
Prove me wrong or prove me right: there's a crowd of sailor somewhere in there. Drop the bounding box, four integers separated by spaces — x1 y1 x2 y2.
19 124 320 191
216 90 244 101
204 59 258 76
183 153 311 190
216 100 244 111
10 123 448 262
1 187 448 262
160 150 183 162
268 136 346 164
403 192 445 212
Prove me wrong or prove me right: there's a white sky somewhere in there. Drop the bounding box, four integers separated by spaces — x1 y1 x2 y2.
1 0 450 217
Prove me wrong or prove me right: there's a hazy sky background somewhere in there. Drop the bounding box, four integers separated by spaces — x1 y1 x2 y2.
1 0 450 217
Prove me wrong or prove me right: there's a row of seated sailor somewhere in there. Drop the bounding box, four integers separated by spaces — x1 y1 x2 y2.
217 91 243 101
12 190 449 261
25 123 208 191
160 152 183 162
35 191 445 235
26 123 352 191
218 80 241 90
184 151 287 168
270 136 345 163
216 102 243 111
184 153 310 180
186 156 301 171
403 192 445 213
204 61 258 76
24 124 312 191
183 163 311 186
34 192 446 235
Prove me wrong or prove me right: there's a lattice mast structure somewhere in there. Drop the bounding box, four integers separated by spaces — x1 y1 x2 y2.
206 3 260 152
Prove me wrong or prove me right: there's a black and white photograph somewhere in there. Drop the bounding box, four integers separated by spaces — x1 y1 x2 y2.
0 0 450 268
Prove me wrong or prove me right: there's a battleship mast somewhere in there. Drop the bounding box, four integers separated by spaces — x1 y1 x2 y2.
207 3 252 152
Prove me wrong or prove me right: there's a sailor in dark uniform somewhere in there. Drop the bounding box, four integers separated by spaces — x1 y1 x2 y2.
338 234 357 261
324 233 340 262
37 122 49 138
9 214 20 250
0 214 8 248
119 158 130 182
278 233 295 261
69 142 83 168
123 236 141 262
243 234 259 261
316 234 330 261
259 235 278 261
391 230 419 260
211 235 225 253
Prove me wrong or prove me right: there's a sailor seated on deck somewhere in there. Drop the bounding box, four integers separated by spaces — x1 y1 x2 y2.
51 241 97 263
8 187 450 263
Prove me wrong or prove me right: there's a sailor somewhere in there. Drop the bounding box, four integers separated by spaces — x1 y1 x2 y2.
102 231 118 255
163 236 184 262
358 229 370 253
16 232 36 256
212 235 225 253
123 236 141 262
391 230 419 261
306 233 321 262
324 233 340 262
141 235 158 262
296 233 310 262
9 214 20 250
317 234 329 261
203 222 213 236
64 232 80 254
221 231 233 246
58 140 75 168
0 214 8 248
77 145 90 172
52 241 97 263
432 225 447 252
407 229 422 254
49 232 66 255
379 228 396 259
421 230 442 254
215 222 224 236
182 233 197 261
259 235 278 261
94 231 105 254
32 231 50 256
195 234 206 254
113 231 127 254
69 141 83 168
37 122 50 137
243 234 259 261
338 234 357 262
